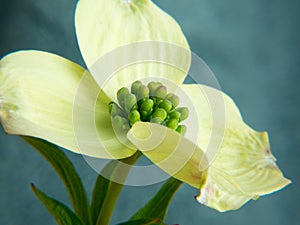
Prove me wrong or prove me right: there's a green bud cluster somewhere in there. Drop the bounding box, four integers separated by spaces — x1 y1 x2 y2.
109 80 189 135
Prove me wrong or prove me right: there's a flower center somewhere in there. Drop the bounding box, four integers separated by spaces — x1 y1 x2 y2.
109 80 189 134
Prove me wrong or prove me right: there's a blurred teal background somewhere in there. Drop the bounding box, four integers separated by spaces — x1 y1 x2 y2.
0 0 299 224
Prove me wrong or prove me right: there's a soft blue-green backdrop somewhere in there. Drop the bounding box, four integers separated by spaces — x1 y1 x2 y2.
0 0 299 224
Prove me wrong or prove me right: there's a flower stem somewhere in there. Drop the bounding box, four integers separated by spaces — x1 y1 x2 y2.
95 151 142 225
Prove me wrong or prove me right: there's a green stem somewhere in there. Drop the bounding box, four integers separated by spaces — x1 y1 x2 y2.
96 151 142 225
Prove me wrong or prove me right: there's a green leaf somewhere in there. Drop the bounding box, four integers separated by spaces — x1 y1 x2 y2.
23 136 92 225
91 152 142 225
31 183 84 225
130 178 182 221
117 218 163 225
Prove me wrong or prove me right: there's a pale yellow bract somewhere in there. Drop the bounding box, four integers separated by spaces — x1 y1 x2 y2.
0 0 290 212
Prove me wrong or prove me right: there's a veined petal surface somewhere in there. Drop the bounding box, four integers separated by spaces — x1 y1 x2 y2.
196 127 291 212
75 0 190 99
0 50 136 159
180 84 291 211
127 122 207 188
180 84 242 160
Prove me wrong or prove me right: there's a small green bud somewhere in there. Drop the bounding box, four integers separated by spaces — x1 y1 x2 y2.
166 93 179 107
176 125 187 135
140 111 150 121
176 107 189 122
155 85 167 98
150 96 157 105
124 94 137 113
108 102 123 117
158 99 173 113
112 115 130 130
166 119 178 130
128 110 141 126
131 80 142 96
117 87 129 108
151 108 167 121
141 98 154 112
114 81 189 132
169 110 181 120
150 117 164 124
148 81 162 96
137 85 149 100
